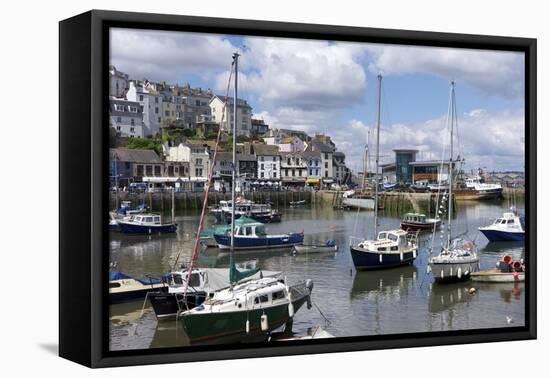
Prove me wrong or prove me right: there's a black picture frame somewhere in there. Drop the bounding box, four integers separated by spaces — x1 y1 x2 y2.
59 9 537 368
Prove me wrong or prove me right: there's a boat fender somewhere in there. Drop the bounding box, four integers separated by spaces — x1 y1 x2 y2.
306 279 314 293
261 314 269 331
306 295 312 310
288 301 295 318
246 320 250 334
413 250 417 259
450 267 453 277
468 287 476 295
400 252 403 262
427 265 432 274
379 254 383 263
457 267 462 279
464 270 469 276
440 270 444 279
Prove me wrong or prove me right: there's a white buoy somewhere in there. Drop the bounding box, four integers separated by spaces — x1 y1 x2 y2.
288 293 294 317
246 320 250 334
261 314 269 331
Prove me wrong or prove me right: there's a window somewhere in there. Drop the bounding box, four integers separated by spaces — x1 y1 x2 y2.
155 107 159 114
325 162 328 168
287 158 291 165
114 104 125 111
129 106 138 113
116 126 121 131
139 95 143 101
116 116 121 123
154 166 161 176
165 110 169 117
261 172 264 178
260 163 264 170
507 219 514 224
130 118 135 126
109 282 121 288
292 169 295 177
254 295 269 304
196 158 203 166
378 232 387 240
155 97 159 103
272 291 285 301
130 127 135 133
260 156 265 162
309 169 312 175
273 172 277 178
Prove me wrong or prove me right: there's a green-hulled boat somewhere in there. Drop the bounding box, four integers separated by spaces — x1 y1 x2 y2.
179 276 313 343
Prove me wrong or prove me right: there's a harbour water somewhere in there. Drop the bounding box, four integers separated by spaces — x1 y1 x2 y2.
109 201 525 350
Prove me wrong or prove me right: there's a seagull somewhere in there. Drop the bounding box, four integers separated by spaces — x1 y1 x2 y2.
506 316 514 324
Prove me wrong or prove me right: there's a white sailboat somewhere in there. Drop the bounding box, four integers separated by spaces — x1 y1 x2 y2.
428 82 479 282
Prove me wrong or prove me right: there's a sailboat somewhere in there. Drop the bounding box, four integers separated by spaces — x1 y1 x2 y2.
349 75 419 270
178 53 313 343
428 82 479 282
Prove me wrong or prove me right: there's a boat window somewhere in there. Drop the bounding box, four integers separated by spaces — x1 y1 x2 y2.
145 217 153 223
388 234 398 242
256 226 267 236
170 274 183 286
378 232 387 240
507 219 514 224
188 273 200 287
390 246 398 251
109 282 121 288
153 216 161 224
135 216 141 222
272 291 285 301
254 294 269 304
494 219 501 224
501 219 507 224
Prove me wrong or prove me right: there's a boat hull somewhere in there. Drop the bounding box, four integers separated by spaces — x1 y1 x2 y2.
470 270 525 283
181 293 309 343
109 285 167 304
342 197 375 210
479 229 525 242
214 233 304 250
400 221 440 232
454 188 503 200
148 291 208 319
430 261 479 283
350 246 416 270
118 222 177 234
215 211 281 224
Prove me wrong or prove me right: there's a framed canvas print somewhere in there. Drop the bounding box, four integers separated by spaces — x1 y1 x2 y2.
59 10 536 368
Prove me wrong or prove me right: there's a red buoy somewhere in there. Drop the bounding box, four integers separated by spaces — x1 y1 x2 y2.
503 255 513 265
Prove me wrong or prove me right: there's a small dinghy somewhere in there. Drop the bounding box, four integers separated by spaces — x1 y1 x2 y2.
293 240 338 254
470 255 525 283
289 200 306 207
109 272 166 304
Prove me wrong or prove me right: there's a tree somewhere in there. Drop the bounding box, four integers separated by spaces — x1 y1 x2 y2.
125 137 163 156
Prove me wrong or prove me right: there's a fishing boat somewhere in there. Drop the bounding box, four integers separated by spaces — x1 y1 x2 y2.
117 213 177 234
214 222 304 250
410 180 430 192
400 213 441 232
428 82 479 283
293 240 338 254
148 267 282 319
212 199 282 223
109 271 166 304
289 199 306 206
350 75 419 270
199 216 258 248
115 200 147 216
478 209 525 241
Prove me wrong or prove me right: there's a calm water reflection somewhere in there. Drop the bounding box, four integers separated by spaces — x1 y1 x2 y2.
110 201 525 350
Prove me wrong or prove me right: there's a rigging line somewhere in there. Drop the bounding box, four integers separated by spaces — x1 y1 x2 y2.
429 84 453 256
179 60 235 296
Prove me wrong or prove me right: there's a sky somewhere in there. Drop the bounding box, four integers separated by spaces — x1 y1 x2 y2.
110 28 526 173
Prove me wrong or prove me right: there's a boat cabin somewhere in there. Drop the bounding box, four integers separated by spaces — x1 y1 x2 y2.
402 213 427 224
233 223 267 237
492 212 524 230
376 230 408 249
165 270 205 293
129 214 162 225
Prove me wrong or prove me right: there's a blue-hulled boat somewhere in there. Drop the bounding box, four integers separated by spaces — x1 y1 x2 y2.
118 213 177 234
478 210 525 241
214 222 303 250
349 75 419 270
109 271 166 304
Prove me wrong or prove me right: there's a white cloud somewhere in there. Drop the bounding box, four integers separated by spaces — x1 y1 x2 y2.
110 28 241 83
227 37 368 110
366 44 524 98
331 109 524 173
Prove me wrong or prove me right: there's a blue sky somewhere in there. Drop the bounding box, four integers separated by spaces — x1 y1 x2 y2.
110 28 525 172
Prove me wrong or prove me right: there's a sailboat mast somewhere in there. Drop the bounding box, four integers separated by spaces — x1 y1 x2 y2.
231 52 239 250
447 81 455 248
374 74 382 237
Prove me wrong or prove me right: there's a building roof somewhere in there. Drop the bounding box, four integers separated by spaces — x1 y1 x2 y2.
254 144 279 156
237 154 257 162
110 148 162 163
307 141 334 153
301 150 321 159
211 95 252 108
